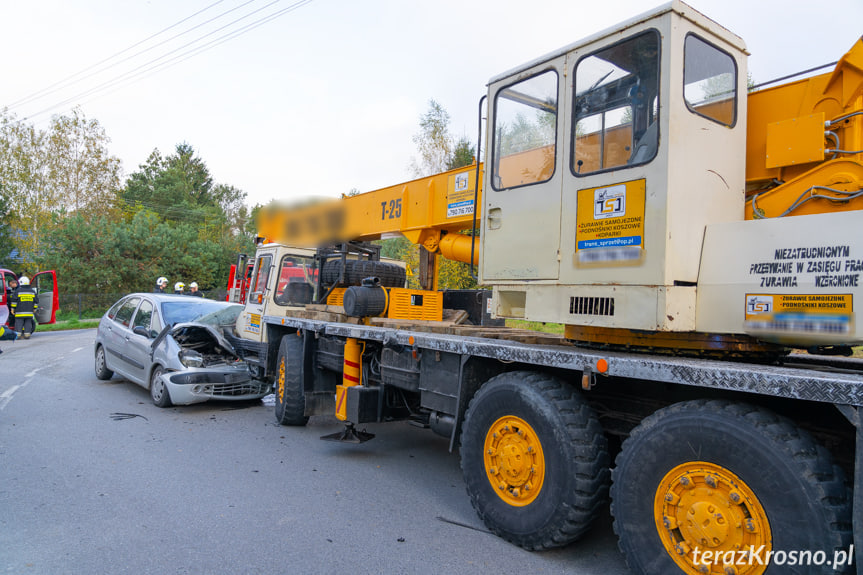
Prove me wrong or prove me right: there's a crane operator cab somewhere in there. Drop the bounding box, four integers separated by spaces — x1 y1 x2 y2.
482 1 761 351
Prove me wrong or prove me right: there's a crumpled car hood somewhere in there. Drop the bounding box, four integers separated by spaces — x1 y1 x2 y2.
151 322 240 361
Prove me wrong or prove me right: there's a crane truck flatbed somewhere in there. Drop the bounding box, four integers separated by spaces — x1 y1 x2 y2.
229 1 863 573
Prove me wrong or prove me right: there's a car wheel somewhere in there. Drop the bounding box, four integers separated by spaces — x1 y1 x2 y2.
460 371 609 550
149 366 172 408
94 345 114 380
274 333 308 426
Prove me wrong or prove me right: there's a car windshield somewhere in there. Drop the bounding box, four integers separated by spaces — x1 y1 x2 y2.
161 300 243 326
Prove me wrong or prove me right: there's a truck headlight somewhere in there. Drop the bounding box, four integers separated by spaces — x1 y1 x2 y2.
178 349 204 368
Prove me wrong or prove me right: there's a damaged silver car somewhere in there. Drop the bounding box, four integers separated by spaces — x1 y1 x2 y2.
94 293 270 407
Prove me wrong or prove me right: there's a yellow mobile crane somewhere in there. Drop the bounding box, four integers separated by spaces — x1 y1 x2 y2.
233 2 863 574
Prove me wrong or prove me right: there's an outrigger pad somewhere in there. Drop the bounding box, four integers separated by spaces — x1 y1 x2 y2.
320 424 375 444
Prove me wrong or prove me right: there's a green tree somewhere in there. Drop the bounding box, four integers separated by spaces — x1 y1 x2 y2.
447 137 475 171
0 108 121 267
409 99 453 177
49 209 253 294
46 108 122 218
0 195 17 268
115 143 254 290
404 99 478 289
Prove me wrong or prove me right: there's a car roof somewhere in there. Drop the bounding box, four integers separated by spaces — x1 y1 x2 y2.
123 292 227 302
120 293 240 308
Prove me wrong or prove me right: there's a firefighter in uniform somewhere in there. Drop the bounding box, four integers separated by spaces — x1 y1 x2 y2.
154 276 168 293
188 282 203 297
10 276 38 339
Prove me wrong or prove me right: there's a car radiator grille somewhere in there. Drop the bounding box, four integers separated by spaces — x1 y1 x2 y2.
212 381 269 397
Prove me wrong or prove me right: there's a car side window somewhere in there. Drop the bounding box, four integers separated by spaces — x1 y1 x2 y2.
106 300 124 320
132 300 153 332
114 297 140 328
151 308 163 333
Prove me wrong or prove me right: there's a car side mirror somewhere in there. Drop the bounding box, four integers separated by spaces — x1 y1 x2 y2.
133 326 151 338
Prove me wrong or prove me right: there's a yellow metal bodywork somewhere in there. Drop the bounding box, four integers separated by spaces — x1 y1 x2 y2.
326 286 442 321
746 39 863 219
386 288 443 321
258 164 483 265
765 113 826 169
484 415 545 507
655 461 771 575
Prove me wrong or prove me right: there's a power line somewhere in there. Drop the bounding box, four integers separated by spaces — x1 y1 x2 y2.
7 0 231 110
12 0 315 123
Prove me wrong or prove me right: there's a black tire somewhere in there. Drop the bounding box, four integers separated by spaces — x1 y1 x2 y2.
149 366 172 408
321 260 406 288
94 345 113 380
611 400 852 575
274 334 308 426
460 371 609 550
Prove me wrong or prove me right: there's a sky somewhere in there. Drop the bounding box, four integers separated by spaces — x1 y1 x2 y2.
1 0 861 209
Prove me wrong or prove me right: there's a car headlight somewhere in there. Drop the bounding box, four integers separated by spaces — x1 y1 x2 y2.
178 349 204 368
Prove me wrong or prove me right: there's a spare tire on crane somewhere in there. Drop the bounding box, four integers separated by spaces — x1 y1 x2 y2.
321 260 406 288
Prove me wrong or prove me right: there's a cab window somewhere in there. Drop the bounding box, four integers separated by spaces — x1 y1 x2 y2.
573 29 660 175
249 255 272 304
274 254 317 306
492 69 558 190
114 297 141 328
684 34 737 126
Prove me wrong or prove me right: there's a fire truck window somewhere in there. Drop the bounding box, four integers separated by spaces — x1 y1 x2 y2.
274 255 316 306
684 34 737 127
573 29 660 176
492 70 558 190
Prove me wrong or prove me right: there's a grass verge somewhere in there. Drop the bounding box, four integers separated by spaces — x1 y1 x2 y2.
505 319 564 335
37 319 100 332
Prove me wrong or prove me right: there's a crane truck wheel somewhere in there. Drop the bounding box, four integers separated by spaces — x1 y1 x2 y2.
274 333 308 426
321 260 406 287
460 371 609 550
611 400 852 575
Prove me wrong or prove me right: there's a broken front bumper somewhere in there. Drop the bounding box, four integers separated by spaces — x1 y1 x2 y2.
161 368 271 405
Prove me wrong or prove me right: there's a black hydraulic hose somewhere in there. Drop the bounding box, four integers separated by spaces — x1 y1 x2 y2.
470 95 487 281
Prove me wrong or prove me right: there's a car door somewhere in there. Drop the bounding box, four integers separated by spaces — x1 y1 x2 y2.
104 296 141 382
237 252 272 341
125 298 156 387
31 270 58 325
0 269 15 326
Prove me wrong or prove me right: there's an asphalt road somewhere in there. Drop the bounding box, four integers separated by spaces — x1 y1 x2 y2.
0 328 631 575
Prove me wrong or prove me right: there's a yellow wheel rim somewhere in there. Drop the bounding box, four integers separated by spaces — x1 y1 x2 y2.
655 462 772 575
277 356 286 403
483 416 545 506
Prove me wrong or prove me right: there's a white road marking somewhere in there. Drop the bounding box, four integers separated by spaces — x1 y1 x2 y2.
0 384 23 411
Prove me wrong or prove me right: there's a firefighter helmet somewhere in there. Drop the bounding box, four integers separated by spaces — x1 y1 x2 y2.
18 276 30 286
174 282 185 292
157 276 168 287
